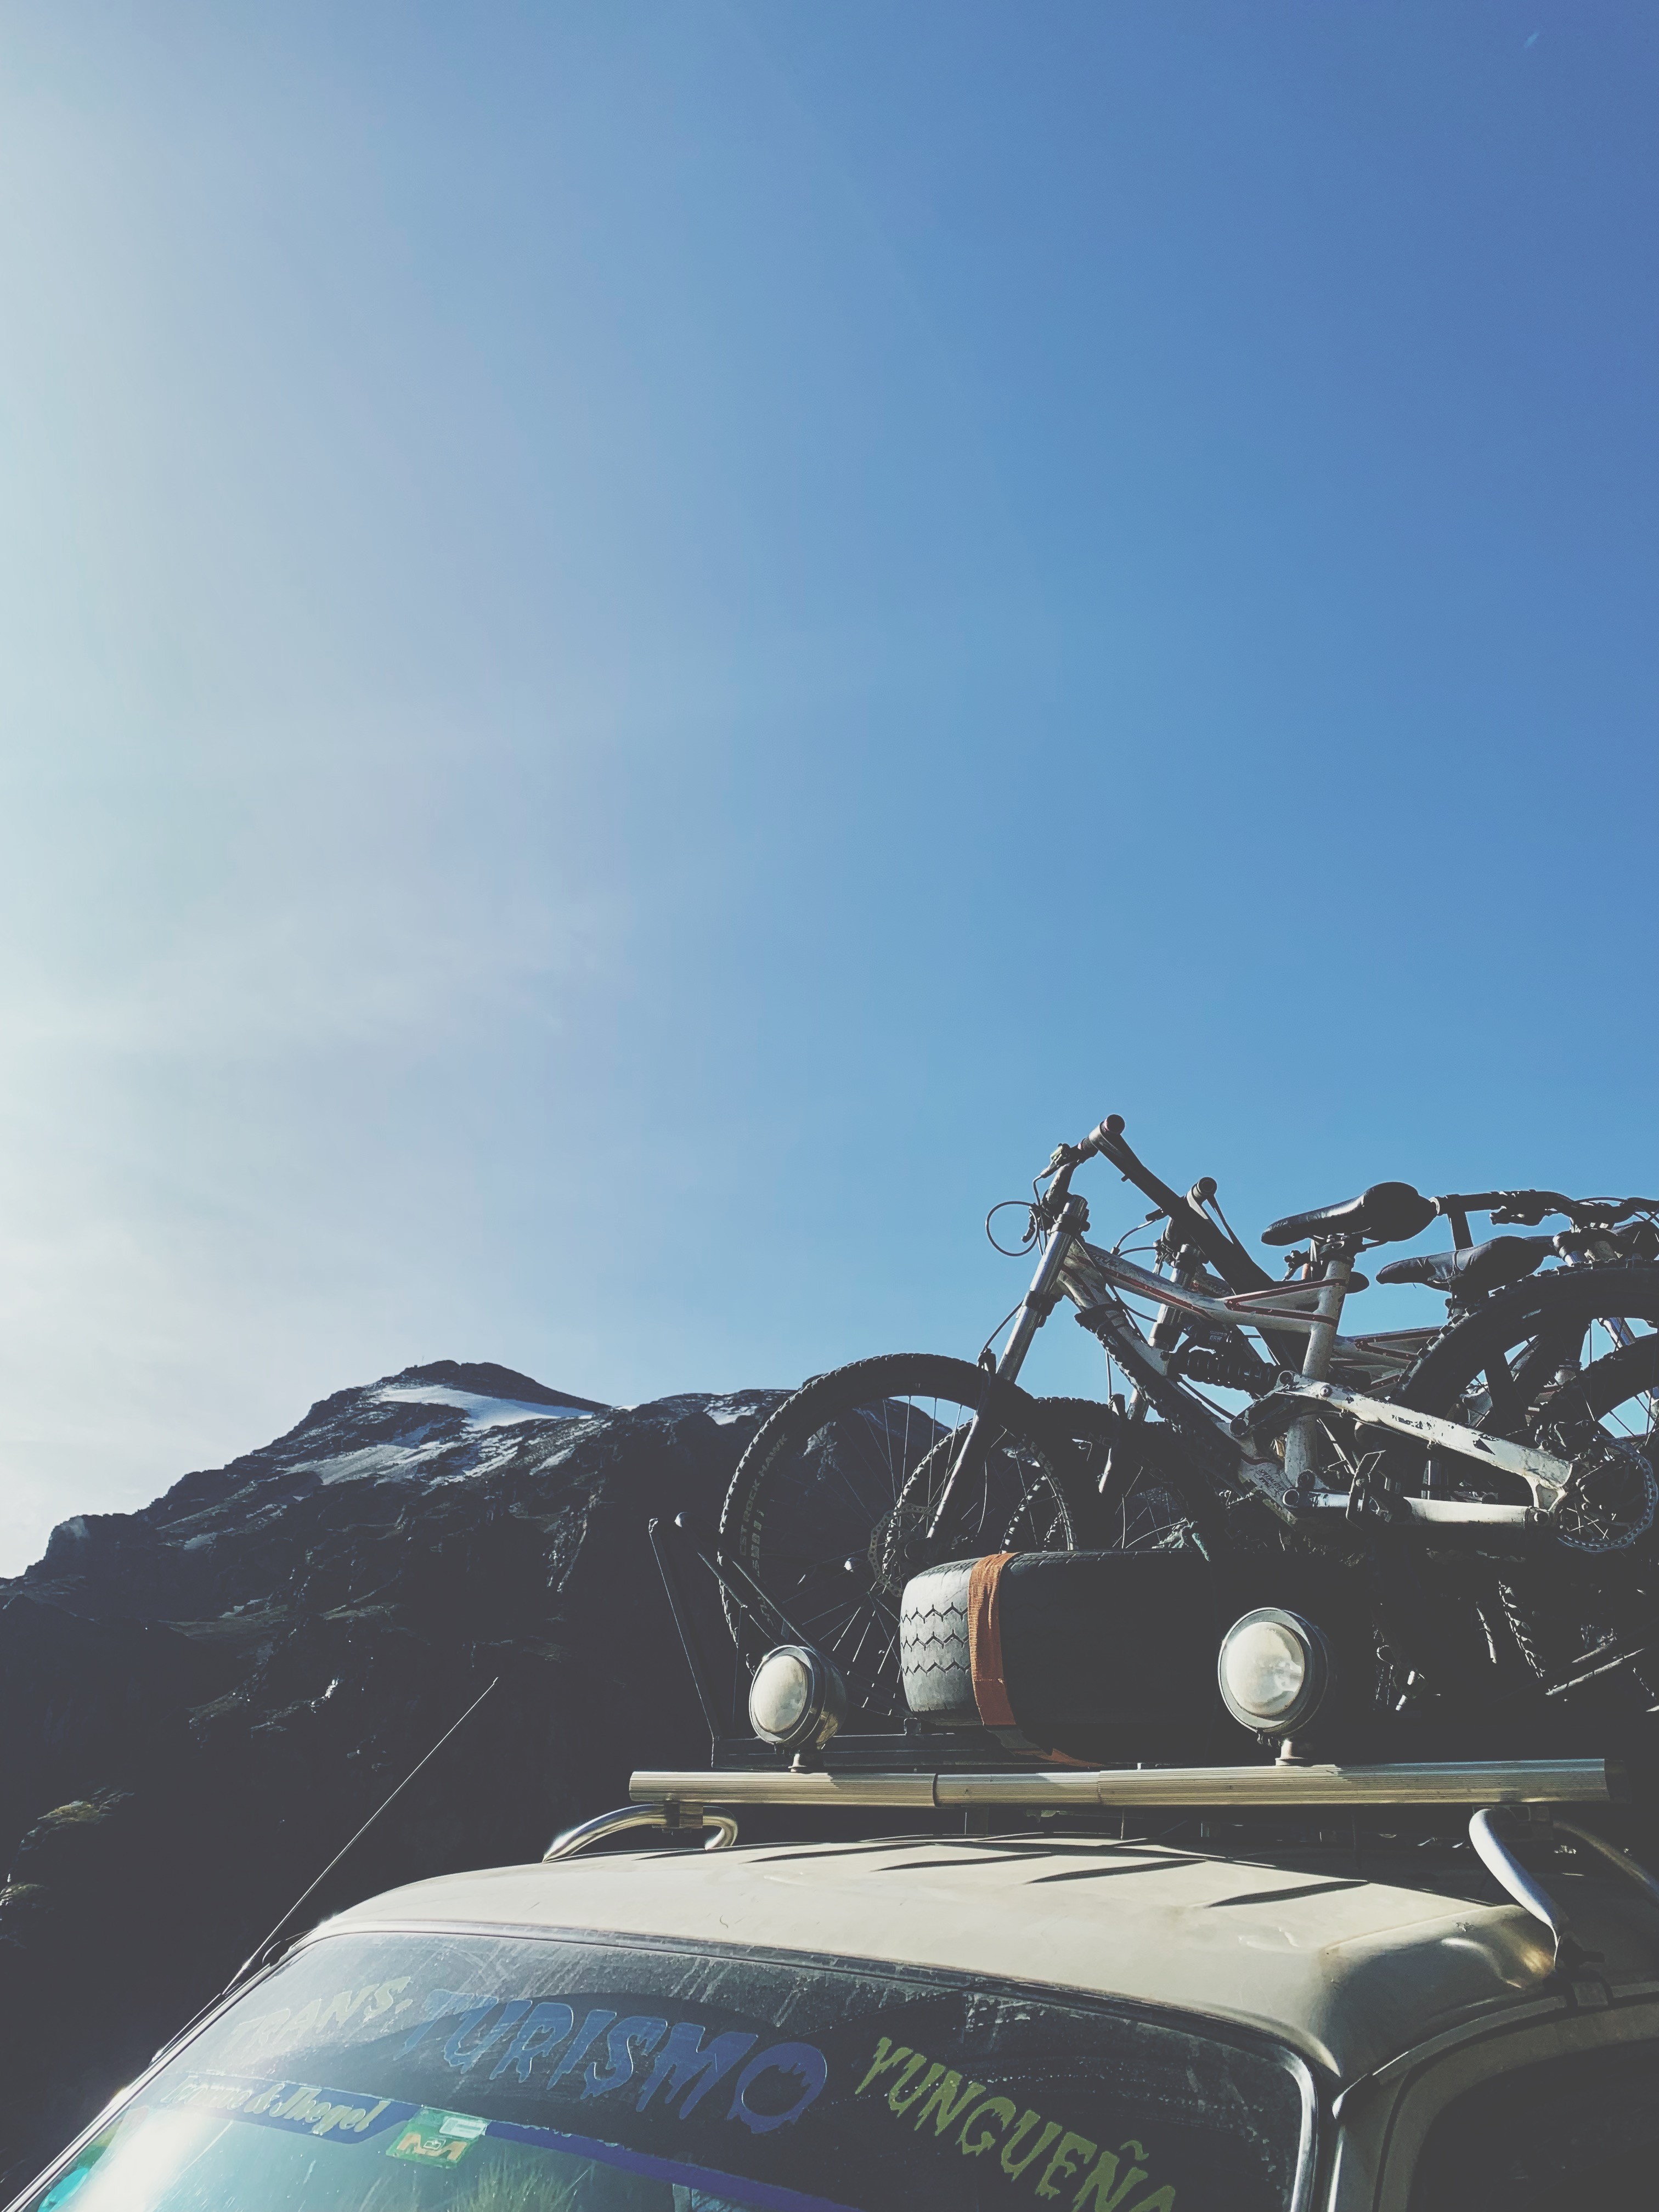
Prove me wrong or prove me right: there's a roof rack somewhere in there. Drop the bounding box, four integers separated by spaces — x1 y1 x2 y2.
543 1758 1655 1985
627 1755 1622 1815
634 1509 1659 1938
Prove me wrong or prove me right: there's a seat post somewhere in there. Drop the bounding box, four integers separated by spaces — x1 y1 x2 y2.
1284 1245 1353 1491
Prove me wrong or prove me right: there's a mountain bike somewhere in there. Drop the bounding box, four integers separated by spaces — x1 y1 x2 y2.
718 1114 1659 1722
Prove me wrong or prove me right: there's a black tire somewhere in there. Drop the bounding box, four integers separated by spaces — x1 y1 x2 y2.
891 1397 1234 1733
899 1549 1220 1740
1391 1264 1659 1692
1395 1265 1659 1544
1395 1263 1659 1448
718 1354 1093 1723
1034 1399 1231 1556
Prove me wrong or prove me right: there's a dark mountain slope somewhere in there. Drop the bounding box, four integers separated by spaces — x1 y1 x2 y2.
0 1363 778 2192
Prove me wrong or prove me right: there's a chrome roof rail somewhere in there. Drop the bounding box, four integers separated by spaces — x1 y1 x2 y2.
544 1804 740 1862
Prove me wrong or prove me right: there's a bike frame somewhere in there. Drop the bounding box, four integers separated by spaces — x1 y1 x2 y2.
968 1189 1578 1537
917 1124 1658 1551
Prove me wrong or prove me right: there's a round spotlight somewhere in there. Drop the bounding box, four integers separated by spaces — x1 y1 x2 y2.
748 1644 848 1757
1217 1609 1333 1740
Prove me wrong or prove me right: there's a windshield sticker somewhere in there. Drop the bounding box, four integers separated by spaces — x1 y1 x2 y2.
386 2107 488 2166
153 2067 856 2212
402 1992 828 2134
854 2039 1176 2212
215 1978 414 2067
160 2071 416 2142
34 1929 1304 2212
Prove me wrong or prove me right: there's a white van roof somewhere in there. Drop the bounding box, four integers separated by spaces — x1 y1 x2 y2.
318 1832 1659 2080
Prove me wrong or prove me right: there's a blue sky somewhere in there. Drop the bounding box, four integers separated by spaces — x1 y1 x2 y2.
1 1 1655 1569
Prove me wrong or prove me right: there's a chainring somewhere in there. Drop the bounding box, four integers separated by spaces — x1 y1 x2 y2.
1549 1435 1659 1554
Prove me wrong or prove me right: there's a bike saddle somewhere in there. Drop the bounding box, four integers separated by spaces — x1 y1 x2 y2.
1261 1181 1437 1249
1375 1233 1554 1298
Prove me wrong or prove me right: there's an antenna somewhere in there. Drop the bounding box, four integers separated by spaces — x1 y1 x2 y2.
233 1675 500 1982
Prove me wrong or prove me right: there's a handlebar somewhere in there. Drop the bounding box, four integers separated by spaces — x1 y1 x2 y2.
1436 1188 1659 1230
1047 1115 1276 1296
1056 1124 1659 1294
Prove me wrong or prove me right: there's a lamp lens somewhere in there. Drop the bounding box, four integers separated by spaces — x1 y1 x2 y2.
1220 1618 1308 1724
751 1650 813 1740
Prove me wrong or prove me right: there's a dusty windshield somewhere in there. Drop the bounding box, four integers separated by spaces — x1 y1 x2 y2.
21 1926 1308 2212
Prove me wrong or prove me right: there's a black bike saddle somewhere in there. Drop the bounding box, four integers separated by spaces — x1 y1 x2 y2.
1375 1233 1554 1298
1261 1181 1437 1249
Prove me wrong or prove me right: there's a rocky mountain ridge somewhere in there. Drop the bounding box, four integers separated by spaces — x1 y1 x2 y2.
0 1360 777 2192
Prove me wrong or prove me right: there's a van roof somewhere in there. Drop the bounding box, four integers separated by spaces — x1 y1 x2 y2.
318 1831 1659 2081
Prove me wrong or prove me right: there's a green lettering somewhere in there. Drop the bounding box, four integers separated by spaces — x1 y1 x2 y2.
1072 2148 1150 2211
913 2070 986 2137
854 2039 913 2096
1037 2131 1097 2199
1002 2115 1063 2179
1125 2192 1175 2212
889 2058 943 2114
960 2095 1018 2157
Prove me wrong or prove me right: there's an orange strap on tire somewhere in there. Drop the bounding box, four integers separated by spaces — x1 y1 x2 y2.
967 1552 1016 1728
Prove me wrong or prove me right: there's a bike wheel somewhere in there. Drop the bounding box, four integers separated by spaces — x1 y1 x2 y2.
1396 1263 1659 1546
1392 1265 1659 1690
718 1354 1093 1723
1035 1399 1229 1556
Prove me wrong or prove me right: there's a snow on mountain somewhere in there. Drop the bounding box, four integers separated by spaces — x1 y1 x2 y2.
0 1359 785 2192
375 1383 601 1426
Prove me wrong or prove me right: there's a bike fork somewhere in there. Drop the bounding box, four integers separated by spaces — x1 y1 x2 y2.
922 1214 1079 1544
993 1217 1078 1387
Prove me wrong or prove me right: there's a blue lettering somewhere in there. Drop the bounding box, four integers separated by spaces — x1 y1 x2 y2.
400 1990 459 2056
727 2042 829 2135
583 2016 670 2099
548 2010 617 2087
490 2001 577 2083
447 1999 533 2071
636 2023 759 2117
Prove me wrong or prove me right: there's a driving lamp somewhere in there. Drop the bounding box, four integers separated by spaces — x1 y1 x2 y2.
1217 1608 1334 1740
748 1644 848 1757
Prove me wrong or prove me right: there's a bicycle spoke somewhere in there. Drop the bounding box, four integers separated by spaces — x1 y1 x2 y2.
723 1358 1091 1719
836 1415 916 1522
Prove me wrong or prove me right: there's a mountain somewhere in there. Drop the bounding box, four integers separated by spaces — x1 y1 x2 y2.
0 1362 780 2193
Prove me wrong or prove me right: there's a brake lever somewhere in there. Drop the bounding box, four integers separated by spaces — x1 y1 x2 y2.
1039 1142 1085 1183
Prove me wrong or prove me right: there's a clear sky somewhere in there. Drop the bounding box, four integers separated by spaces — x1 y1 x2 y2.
1 1 1655 1572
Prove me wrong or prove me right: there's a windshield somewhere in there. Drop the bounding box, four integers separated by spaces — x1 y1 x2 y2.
18 1925 1309 2212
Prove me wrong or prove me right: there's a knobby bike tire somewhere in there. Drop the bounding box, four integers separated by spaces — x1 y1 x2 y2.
1389 1262 1659 1693
1034 1398 1231 1557
717 1353 1094 1723
1392 1263 1659 1432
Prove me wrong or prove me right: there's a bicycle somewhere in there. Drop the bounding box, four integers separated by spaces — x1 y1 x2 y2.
719 1114 1659 1723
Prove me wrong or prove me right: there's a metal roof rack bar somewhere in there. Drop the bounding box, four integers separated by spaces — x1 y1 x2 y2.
545 1805 741 1861
630 1756 1620 1813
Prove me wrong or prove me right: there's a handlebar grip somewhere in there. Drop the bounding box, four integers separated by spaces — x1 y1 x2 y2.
1190 1177 1217 1205
1085 1115 1126 1153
